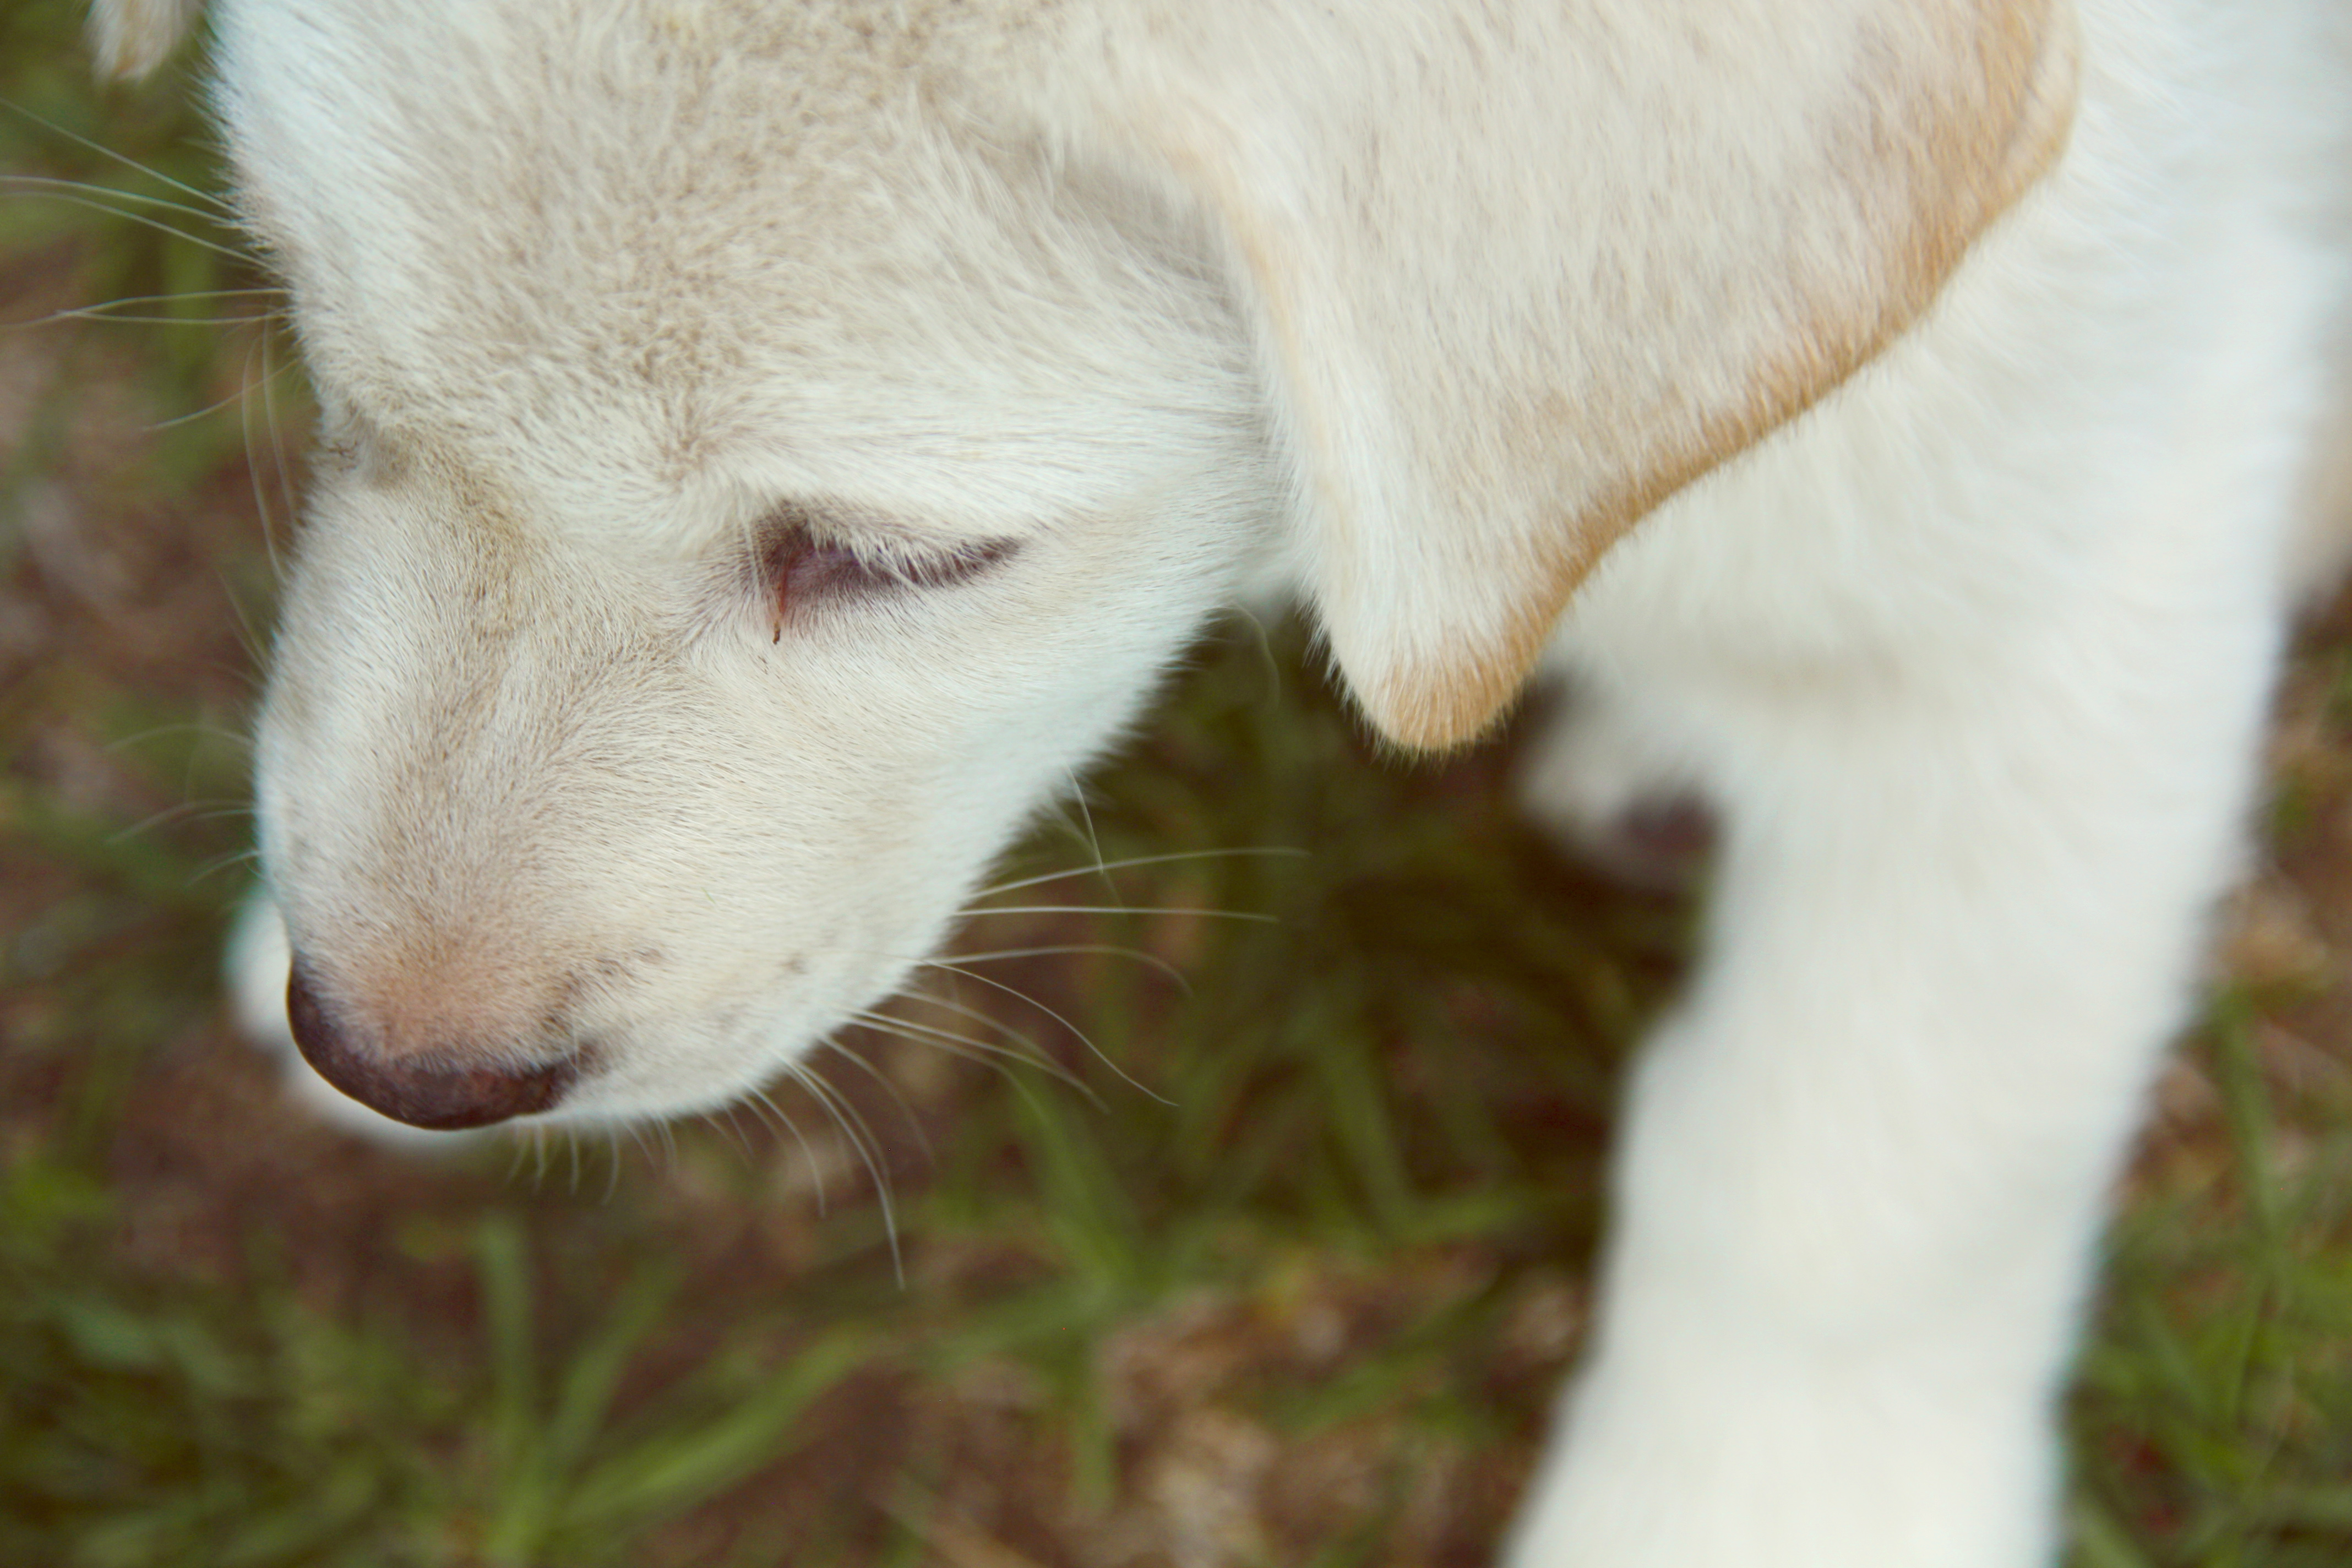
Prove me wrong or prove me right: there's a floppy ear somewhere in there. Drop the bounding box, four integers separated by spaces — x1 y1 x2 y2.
89 0 202 81
1071 0 2077 748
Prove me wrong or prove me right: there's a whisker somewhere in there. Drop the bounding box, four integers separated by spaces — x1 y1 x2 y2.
1226 601 1288 705
0 174 238 230
188 845 260 885
977 846 1307 897
0 98 238 213
179 803 259 823
887 986 1052 1058
824 1037 934 1166
5 189 251 263
725 1102 762 1159
217 558 272 669
700 1107 747 1163
796 1056 901 1196
851 1006 1103 1108
154 344 291 432
746 1085 828 1215
823 939 1188 993
787 1059 903 1284
1064 778 1118 907
74 286 284 309
101 718 252 753
852 1003 1063 1077
102 798 254 845
32 307 280 329
960 903 1277 923
917 959 1173 1107
943 943 1192 993
876 985 1092 1076
239 333 282 582
260 327 301 545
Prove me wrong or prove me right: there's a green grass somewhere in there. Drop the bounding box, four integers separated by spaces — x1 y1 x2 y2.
2 7 2349 1565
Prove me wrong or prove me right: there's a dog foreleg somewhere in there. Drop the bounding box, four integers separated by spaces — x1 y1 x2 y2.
1506 572 2283 1567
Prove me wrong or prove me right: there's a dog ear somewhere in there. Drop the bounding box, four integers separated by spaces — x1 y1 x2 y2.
89 0 202 81
1075 0 2077 747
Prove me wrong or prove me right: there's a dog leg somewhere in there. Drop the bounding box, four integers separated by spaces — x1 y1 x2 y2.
1517 680 1716 892
1505 573 2283 1567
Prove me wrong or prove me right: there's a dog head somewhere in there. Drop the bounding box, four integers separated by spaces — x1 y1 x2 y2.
94 0 2074 1128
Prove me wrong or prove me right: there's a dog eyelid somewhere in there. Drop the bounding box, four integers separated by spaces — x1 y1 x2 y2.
758 510 1020 638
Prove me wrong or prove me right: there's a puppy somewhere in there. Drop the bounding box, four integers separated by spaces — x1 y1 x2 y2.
92 1 2352 1563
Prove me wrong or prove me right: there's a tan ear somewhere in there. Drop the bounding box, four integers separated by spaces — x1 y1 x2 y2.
88 0 202 81
1068 0 2077 747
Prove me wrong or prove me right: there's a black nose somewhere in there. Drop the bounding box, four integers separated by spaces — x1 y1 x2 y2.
286 961 576 1130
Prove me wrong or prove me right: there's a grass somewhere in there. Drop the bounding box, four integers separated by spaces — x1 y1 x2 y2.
3 7 2349 1565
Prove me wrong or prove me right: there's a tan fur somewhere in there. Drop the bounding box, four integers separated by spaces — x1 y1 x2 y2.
87 0 200 80
1041 0 2078 745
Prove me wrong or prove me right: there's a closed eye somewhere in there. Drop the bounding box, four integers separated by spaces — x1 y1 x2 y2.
758 507 1019 636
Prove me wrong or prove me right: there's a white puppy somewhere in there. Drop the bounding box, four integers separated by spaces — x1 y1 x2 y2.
92 1 2352 1564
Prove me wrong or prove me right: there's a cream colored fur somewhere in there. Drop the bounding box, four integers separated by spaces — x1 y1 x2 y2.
91 0 2352 1563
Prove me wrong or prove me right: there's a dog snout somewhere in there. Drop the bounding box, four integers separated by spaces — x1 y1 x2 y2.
285 960 576 1130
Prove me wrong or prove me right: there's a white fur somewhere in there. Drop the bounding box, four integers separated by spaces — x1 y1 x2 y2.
91 0 2352 1561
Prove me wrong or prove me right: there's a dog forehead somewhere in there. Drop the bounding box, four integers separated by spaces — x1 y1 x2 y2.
213 0 1150 536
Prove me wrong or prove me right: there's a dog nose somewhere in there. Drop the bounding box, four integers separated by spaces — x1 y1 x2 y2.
285 961 575 1129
